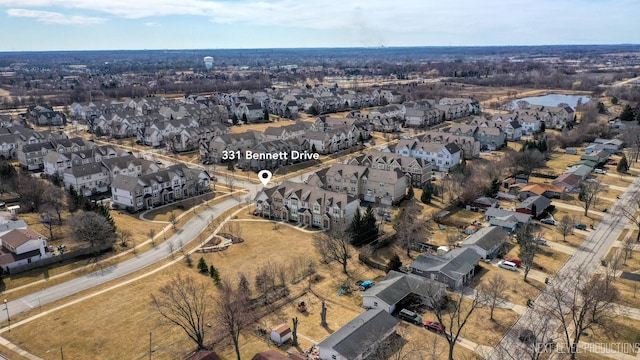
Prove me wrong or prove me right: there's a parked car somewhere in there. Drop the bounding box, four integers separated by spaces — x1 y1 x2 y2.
504 258 522 267
593 168 606 174
540 218 556 225
533 237 549 246
155 160 163 165
607 160 618 165
574 223 587 231
498 260 518 271
424 321 445 333
398 309 423 325
518 329 536 344
359 280 375 291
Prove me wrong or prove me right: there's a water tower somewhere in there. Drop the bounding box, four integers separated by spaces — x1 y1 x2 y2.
203 56 214 70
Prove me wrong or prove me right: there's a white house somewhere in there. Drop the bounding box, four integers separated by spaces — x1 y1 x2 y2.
0 228 50 273
389 140 461 172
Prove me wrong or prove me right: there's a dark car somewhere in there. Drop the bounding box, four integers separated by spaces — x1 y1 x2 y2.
574 223 587 231
518 329 536 344
398 309 422 325
424 321 445 333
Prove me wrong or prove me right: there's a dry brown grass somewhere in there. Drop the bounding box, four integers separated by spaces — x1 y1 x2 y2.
471 263 544 307
589 316 640 355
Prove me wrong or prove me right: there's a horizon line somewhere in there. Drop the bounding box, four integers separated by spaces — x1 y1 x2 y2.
1 43 640 54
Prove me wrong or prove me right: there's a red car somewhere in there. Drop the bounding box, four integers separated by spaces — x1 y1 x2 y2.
607 160 618 165
505 258 522 267
424 321 445 333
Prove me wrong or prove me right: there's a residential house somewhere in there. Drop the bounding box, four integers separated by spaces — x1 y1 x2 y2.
0 228 50 273
565 164 593 180
309 163 408 205
349 150 432 187
518 183 565 199
485 208 532 232
362 270 446 312
461 226 507 260
389 140 461 172
409 247 481 289
471 196 498 211
317 309 400 360
420 131 480 159
62 162 110 196
552 173 583 192
254 181 359 230
515 195 551 218
17 142 55 170
25 105 66 126
111 164 211 211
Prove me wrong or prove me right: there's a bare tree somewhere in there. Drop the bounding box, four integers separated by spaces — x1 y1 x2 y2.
428 291 484 360
313 223 351 275
213 278 255 360
545 265 620 359
393 202 428 257
118 229 132 248
224 174 236 193
619 190 640 241
478 273 509 320
517 224 540 282
169 211 178 230
579 179 604 216
147 228 156 246
43 185 66 223
558 214 574 242
622 236 635 265
367 328 440 360
151 275 210 350
494 311 558 360
69 211 116 250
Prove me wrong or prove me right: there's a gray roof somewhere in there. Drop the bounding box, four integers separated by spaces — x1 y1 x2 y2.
65 162 107 177
462 226 506 251
516 195 551 212
363 270 444 306
111 174 141 192
410 247 481 281
318 309 399 359
485 208 532 224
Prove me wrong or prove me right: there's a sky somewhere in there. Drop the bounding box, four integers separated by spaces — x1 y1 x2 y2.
0 0 638 51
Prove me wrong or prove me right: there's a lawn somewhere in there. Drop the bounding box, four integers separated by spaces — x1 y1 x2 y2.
604 247 640 308
589 316 640 355
471 262 544 307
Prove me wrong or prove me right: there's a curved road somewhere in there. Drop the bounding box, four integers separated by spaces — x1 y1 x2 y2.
5 195 243 321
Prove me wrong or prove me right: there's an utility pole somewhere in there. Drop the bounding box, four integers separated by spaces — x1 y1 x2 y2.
149 332 153 360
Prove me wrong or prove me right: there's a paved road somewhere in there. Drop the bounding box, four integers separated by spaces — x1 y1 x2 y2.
2 162 319 321
489 173 640 359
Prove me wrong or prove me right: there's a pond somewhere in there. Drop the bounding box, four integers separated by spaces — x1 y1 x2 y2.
508 94 591 110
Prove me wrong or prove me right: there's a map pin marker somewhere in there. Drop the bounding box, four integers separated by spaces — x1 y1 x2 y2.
258 170 272 186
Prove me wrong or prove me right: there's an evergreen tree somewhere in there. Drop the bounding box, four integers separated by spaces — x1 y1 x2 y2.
421 183 433 204
227 161 235 172
611 96 619 105
385 253 403 273
617 154 630 173
241 113 248 123
232 113 239 125
263 108 269 121
488 178 501 197
361 205 379 244
185 253 193 267
539 121 546 132
347 208 362 244
209 265 220 284
311 143 317 154
620 105 635 122
406 183 414 200
197 257 208 273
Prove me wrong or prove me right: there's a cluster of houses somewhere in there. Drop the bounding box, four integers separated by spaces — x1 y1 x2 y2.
202 116 371 171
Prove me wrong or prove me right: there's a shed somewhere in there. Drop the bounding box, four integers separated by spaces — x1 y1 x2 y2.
437 246 450 256
270 323 291 345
